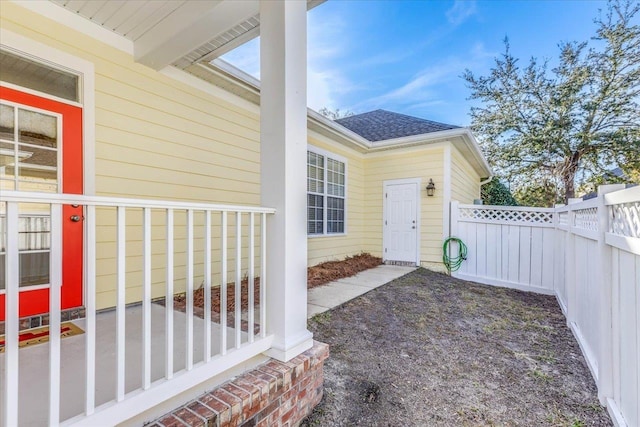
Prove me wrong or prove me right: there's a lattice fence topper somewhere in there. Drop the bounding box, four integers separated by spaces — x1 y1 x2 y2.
574 207 599 231
609 202 640 238
459 207 554 224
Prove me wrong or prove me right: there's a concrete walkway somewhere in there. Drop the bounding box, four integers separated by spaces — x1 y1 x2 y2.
307 264 417 318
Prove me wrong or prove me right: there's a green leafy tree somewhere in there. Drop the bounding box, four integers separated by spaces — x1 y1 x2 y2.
464 0 640 203
318 107 354 120
481 178 518 206
514 181 564 208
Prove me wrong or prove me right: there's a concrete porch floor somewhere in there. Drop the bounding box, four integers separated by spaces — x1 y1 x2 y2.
0 304 247 426
1 264 416 426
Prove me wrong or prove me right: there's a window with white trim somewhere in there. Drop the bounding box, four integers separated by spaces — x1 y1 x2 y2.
307 149 346 235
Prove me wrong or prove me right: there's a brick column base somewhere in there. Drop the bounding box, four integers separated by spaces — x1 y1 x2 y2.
150 341 329 427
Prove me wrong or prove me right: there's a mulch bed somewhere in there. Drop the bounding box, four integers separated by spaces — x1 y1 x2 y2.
307 253 382 289
172 253 382 324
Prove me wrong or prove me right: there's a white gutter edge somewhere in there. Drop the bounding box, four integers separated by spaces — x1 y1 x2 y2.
480 176 493 185
210 58 262 87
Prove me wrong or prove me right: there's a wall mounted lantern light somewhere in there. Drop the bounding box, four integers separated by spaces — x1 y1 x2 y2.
426 179 436 196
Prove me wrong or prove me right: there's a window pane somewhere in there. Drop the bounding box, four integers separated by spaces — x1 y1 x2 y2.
307 194 324 235
0 209 52 290
0 103 14 141
327 196 344 234
307 151 324 194
327 158 345 197
18 109 57 148
0 50 79 102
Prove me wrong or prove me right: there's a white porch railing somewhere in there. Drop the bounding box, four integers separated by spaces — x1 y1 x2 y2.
451 185 640 427
1 190 275 426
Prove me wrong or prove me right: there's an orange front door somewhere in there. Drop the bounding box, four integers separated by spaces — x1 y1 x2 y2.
0 86 84 319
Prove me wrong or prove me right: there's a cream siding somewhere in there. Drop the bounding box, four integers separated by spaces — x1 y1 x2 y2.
307 131 365 266
363 146 445 265
2 3 488 310
2 3 262 309
451 144 482 204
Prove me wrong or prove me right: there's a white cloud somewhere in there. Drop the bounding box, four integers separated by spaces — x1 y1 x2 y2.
355 42 493 116
446 0 478 26
360 60 460 109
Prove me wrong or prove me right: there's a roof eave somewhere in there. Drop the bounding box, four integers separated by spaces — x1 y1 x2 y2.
307 110 371 151
184 60 492 177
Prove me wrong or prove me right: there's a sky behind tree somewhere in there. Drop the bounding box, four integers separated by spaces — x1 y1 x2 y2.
222 0 609 127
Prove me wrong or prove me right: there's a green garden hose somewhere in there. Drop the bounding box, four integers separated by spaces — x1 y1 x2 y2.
443 237 467 274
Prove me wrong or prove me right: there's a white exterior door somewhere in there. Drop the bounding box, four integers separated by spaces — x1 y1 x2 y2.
383 180 419 264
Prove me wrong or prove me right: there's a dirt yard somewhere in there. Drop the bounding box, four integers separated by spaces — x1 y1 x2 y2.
302 268 612 427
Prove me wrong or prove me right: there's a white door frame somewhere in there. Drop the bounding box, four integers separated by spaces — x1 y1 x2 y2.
1 28 96 310
382 178 421 265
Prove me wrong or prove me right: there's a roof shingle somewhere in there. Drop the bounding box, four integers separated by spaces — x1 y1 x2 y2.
334 109 460 142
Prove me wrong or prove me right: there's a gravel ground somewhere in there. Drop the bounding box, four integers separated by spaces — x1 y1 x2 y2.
302 268 612 427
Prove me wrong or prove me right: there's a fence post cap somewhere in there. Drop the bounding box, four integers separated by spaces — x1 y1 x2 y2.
597 184 626 196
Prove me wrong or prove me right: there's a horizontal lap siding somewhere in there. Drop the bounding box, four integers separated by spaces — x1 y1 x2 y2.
2 4 263 309
450 146 481 204
363 147 444 264
307 134 365 266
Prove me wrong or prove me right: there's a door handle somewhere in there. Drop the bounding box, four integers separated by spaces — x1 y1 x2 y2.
70 215 83 222
412 226 416 229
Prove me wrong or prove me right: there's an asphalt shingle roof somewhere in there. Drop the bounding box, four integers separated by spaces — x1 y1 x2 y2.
334 109 460 142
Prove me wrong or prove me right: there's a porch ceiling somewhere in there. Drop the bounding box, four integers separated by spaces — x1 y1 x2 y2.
49 0 324 70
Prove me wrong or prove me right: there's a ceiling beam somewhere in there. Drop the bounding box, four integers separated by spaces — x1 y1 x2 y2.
196 0 326 63
134 0 259 70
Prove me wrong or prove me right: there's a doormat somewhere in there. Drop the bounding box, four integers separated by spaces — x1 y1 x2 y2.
0 322 84 353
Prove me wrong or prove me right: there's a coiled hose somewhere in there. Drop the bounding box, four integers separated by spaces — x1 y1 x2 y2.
443 237 467 273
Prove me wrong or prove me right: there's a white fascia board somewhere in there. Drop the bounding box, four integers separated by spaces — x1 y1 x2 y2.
306 109 371 150
211 58 261 87
370 127 470 149
10 0 134 54
134 0 259 70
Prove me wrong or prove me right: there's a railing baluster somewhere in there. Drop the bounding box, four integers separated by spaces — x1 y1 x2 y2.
85 205 97 415
116 206 126 402
204 210 212 362
142 208 152 389
220 211 228 355
186 209 194 370
4 202 19 427
248 212 255 343
48 204 62 426
165 209 174 379
235 212 242 349
0 191 276 425
260 213 267 338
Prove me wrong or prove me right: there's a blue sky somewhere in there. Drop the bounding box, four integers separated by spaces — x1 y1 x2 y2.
223 0 609 127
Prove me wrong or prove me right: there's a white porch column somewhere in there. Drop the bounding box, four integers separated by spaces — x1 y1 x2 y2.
260 0 313 361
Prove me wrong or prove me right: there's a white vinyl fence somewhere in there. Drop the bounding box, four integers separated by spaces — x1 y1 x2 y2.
451 185 640 427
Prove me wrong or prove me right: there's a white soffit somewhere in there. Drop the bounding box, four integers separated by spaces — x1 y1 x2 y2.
49 0 324 70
